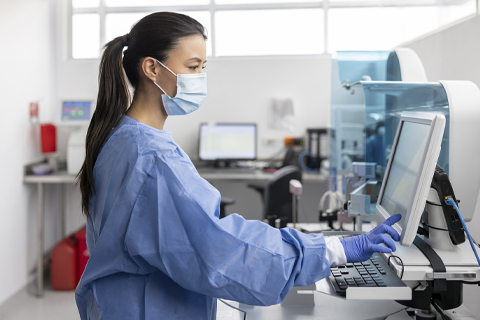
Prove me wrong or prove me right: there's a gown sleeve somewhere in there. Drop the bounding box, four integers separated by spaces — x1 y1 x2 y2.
124 152 332 306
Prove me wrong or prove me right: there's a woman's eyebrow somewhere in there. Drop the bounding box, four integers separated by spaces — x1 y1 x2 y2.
186 57 206 63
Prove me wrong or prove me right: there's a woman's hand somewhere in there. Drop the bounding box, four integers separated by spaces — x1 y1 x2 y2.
340 214 401 263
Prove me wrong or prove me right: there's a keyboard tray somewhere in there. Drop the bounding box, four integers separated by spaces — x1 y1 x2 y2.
328 253 411 300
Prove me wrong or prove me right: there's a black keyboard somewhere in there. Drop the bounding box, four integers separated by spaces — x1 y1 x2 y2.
328 252 406 296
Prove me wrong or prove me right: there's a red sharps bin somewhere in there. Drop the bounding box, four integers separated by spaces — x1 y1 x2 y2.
51 236 77 290
51 226 89 290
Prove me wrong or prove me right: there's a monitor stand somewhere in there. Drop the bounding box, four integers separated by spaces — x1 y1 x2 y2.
213 160 236 168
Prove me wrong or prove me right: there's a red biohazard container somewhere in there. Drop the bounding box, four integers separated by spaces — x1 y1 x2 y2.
51 236 77 290
40 124 56 153
74 226 90 283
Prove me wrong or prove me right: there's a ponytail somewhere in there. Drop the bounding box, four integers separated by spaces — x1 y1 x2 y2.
77 36 130 216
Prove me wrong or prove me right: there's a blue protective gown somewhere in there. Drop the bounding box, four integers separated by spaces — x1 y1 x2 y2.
75 115 332 320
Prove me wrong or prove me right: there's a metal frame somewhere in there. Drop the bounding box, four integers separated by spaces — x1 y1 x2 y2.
69 0 476 58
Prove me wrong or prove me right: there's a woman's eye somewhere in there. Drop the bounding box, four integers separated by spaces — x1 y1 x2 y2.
189 66 199 70
202 65 207 70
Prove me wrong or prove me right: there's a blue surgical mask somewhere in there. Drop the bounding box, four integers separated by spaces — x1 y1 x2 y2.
153 59 207 116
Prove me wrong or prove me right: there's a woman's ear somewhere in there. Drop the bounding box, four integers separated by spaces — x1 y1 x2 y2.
141 57 158 82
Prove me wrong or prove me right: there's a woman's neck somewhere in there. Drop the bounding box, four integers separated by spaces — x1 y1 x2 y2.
126 86 168 130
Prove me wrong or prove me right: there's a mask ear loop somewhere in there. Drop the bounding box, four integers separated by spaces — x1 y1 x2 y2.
155 59 177 76
153 59 177 97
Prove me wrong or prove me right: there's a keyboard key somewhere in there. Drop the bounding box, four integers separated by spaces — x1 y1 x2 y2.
353 263 362 267
353 277 362 281
359 272 368 276
333 273 342 277
365 280 375 284
346 263 354 268
358 283 368 287
338 265 346 269
379 270 386 275
355 280 365 285
368 270 378 275
340 270 349 275
339 285 348 290
362 275 372 280
371 275 381 280
362 262 371 266
365 283 377 287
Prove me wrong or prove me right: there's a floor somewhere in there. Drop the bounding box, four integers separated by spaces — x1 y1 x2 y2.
0 280 79 320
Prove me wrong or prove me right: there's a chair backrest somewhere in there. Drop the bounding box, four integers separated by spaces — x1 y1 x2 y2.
263 165 302 222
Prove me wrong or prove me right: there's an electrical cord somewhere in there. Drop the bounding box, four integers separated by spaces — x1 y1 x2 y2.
445 197 480 266
421 221 449 232
471 235 480 249
387 255 405 280
218 299 247 320
261 146 286 168
426 200 442 207
298 151 319 172
431 299 453 320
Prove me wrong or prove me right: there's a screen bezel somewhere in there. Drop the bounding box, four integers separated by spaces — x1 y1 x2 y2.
198 123 258 161
375 112 445 246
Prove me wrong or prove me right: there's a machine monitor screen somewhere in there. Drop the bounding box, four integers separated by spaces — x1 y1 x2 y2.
61 101 92 122
376 112 445 246
199 123 257 161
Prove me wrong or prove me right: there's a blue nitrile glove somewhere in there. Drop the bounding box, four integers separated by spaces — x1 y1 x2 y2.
340 214 401 263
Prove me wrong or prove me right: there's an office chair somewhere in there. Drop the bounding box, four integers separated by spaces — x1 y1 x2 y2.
247 147 298 201
249 165 302 227
219 197 235 219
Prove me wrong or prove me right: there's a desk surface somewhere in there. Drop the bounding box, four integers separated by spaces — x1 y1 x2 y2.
197 168 327 182
24 167 328 184
23 170 76 184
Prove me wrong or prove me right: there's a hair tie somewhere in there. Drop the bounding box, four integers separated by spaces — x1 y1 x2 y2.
121 33 129 47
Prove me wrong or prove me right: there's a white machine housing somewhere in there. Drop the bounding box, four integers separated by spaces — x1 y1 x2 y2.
440 81 480 222
67 126 88 175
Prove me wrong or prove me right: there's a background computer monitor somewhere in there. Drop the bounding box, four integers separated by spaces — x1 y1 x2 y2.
57 100 94 126
199 123 257 161
376 112 445 246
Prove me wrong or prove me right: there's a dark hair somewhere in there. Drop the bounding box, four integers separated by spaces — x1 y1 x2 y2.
77 12 207 216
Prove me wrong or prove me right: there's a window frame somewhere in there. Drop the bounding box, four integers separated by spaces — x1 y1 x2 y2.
70 0 479 60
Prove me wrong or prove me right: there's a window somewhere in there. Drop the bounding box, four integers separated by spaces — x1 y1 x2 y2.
215 9 323 56
104 11 212 55
71 0 477 59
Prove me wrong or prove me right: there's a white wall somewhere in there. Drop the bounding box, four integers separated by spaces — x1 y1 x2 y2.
0 0 56 305
56 55 332 160
404 14 480 318
166 56 331 159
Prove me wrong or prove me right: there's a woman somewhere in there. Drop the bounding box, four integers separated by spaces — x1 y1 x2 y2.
75 12 401 320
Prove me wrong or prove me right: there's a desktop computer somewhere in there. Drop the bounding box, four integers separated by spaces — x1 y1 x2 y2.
328 111 445 299
198 123 257 167
56 100 95 175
